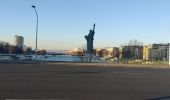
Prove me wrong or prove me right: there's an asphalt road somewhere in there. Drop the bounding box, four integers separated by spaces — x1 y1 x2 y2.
0 63 170 100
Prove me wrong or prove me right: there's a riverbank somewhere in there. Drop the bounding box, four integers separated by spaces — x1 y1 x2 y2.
48 62 170 69
0 59 43 64
0 59 169 69
0 54 169 67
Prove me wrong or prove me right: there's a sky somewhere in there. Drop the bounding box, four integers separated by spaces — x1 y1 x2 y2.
0 0 170 50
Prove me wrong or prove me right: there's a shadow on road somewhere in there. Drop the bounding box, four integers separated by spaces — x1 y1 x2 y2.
148 96 170 100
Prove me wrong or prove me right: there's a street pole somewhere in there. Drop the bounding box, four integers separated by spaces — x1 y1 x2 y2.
32 5 38 52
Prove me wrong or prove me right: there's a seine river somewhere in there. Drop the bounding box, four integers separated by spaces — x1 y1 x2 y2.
39 55 81 62
0 54 103 62
39 55 103 62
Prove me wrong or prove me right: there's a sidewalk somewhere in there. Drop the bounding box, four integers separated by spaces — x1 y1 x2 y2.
48 62 170 69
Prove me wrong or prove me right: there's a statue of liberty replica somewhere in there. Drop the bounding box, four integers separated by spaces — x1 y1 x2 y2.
84 23 95 62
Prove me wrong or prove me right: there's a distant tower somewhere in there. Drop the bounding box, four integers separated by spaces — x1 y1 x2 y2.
14 35 24 49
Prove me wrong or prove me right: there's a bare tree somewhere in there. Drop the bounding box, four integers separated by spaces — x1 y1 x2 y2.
128 39 143 46
78 45 86 62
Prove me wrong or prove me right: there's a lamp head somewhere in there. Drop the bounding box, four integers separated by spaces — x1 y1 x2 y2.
32 5 35 8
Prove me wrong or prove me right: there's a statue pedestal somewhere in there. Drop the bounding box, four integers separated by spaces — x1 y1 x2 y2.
84 53 95 63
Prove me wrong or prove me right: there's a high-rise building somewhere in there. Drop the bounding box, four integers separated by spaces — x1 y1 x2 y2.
14 35 24 49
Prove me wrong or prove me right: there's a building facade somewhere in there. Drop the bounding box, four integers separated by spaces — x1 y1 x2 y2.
143 45 152 60
94 47 120 58
149 43 169 60
122 46 143 59
14 35 24 49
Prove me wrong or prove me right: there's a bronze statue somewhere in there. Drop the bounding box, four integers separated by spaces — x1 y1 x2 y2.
85 23 95 54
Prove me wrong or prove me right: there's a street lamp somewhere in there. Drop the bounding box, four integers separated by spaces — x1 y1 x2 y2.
32 5 38 52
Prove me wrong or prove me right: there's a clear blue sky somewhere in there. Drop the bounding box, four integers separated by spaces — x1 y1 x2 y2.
0 0 170 50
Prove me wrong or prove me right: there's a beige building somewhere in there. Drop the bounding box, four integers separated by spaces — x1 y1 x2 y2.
68 48 84 56
143 45 152 60
95 48 101 57
103 47 119 58
105 48 114 58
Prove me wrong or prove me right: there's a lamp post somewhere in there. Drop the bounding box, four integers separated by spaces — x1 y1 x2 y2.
32 5 38 52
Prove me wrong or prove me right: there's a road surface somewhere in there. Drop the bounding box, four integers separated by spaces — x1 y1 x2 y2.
0 63 170 100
